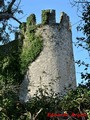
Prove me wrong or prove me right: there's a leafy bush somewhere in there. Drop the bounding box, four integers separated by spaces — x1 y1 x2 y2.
0 83 90 120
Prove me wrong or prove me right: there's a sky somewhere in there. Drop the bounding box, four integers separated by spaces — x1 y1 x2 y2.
12 0 90 86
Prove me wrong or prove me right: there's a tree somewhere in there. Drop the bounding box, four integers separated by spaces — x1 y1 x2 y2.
70 0 90 86
78 2 90 84
0 0 23 44
69 4 90 118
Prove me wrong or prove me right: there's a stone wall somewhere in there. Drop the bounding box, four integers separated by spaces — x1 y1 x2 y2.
19 10 76 102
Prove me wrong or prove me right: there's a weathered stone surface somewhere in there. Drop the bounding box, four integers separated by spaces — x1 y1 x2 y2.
42 9 56 24
19 10 76 102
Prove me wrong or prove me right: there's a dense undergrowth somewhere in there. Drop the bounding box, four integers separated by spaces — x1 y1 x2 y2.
0 24 43 84
0 84 90 120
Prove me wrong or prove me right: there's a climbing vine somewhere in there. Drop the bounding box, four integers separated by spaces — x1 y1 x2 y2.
0 25 43 84
20 28 43 76
42 10 50 24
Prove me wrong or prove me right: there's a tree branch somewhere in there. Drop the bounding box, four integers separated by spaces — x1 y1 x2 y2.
12 0 21 14
0 0 4 7
33 108 43 120
0 13 12 20
0 13 22 24
76 2 90 3
12 16 22 24
7 0 16 13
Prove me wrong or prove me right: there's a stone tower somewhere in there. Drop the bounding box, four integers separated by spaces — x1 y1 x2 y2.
19 10 76 102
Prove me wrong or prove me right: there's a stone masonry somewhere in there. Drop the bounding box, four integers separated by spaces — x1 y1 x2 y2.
19 10 76 102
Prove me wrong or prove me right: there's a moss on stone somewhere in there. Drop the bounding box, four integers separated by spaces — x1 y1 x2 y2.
19 22 26 33
27 14 36 26
0 24 43 84
0 11 45 84
42 10 50 24
20 31 43 75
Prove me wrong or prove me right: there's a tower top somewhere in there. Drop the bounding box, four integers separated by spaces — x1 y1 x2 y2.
42 9 56 24
19 9 71 28
18 9 71 40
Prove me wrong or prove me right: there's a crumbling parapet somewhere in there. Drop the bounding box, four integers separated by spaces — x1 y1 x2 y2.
19 22 26 33
42 9 56 24
27 14 36 26
18 10 71 38
59 12 71 31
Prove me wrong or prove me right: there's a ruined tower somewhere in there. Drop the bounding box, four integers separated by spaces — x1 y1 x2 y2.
19 10 76 102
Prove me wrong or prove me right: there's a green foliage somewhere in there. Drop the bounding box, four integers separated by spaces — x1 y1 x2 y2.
60 87 90 112
0 23 43 119
27 14 36 26
0 25 43 84
74 2 90 85
0 85 90 120
42 10 50 24
25 88 61 120
76 3 90 52
0 40 22 84
19 22 26 33
0 85 61 120
82 5 90 42
20 30 43 75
